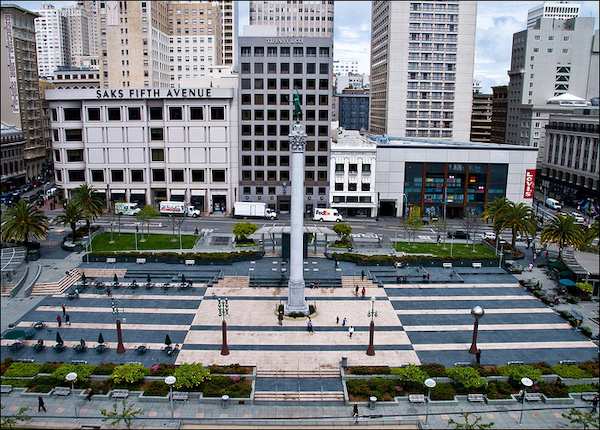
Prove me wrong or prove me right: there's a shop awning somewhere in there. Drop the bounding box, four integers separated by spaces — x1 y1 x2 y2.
191 189 205 196
130 189 146 194
171 189 186 195
559 279 576 287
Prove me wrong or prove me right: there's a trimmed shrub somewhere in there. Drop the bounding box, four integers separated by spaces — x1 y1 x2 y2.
348 366 391 375
142 381 169 397
90 380 112 395
430 382 456 400
38 362 62 374
346 377 400 402
390 364 429 383
209 364 252 374
539 381 569 398
27 376 56 393
473 364 498 377
531 362 554 375
551 364 594 379
51 363 96 383
93 362 117 375
1 357 14 375
0 378 29 387
497 365 542 383
578 361 600 378
149 363 176 377
203 375 251 398
580 326 593 337
3 362 42 377
110 363 149 385
566 384 599 393
446 366 487 391
419 363 446 377
485 380 513 399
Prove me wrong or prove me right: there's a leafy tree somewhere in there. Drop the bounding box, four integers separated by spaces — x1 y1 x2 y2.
110 363 149 384
1 200 49 246
431 219 450 248
173 362 211 389
232 222 258 243
583 219 599 248
165 214 185 242
71 184 103 236
496 364 542 382
55 200 86 242
390 364 429 383
332 222 352 240
561 408 598 430
1 404 32 429
51 363 96 382
460 208 482 248
541 214 584 256
448 412 495 429
135 205 161 238
494 202 537 248
446 366 487 389
101 401 144 429
404 218 423 246
482 197 510 233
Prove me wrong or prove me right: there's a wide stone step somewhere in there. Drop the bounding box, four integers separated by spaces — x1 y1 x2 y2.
256 369 341 378
254 391 345 402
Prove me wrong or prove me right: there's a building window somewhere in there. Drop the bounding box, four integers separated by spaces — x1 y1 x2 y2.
131 170 144 182
169 106 183 120
87 108 101 121
210 107 225 120
66 149 84 162
152 169 165 181
150 128 164 141
191 169 204 182
151 148 165 161
68 170 85 182
149 106 163 120
212 170 225 182
111 169 124 182
171 169 184 182
107 108 121 121
64 108 81 121
65 129 83 141
190 106 203 120
128 107 141 120
91 170 104 182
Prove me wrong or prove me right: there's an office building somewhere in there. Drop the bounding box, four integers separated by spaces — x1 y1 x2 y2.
527 1 580 28
1 123 27 192
539 109 599 207
46 87 238 214
369 135 538 218
1 5 46 180
369 1 477 140
337 91 370 131
238 32 334 214
33 4 70 78
470 92 493 142
505 17 598 160
62 2 98 63
333 58 359 75
491 85 508 143
52 67 101 89
217 1 238 68
249 0 334 37
334 73 368 92
330 128 377 217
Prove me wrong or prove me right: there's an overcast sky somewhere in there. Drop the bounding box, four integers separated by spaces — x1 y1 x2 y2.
5 1 599 93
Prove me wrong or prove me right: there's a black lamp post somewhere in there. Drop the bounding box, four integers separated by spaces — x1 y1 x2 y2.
366 296 378 356
469 305 484 355
218 297 229 355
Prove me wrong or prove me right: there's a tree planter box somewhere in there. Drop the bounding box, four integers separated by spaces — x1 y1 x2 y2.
429 397 460 406
560 377 599 386
89 375 111 382
79 389 112 401
485 395 517 405
486 376 510 383
20 388 58 397
138 392 169 403
542 393 575 405
198 392 253 405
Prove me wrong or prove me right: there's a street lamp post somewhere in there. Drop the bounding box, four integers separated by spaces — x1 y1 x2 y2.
165 376 176 418
469 306 485 355
217 297 230 355
498 244 504 268
366 296 378 356
65 372 78 420
111 298 126 354
424 378 437 426
43 183 49 218
135 225 139 252
519 377 533 425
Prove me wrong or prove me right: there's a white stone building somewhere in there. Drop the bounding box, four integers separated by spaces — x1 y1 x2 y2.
34 4 71 79
46 87 238 215
527 2 580 28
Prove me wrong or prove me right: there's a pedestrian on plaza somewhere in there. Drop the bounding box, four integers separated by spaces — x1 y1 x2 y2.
65 314 70 326
335 259 339 268
476 349 481 364
529 263 533 272
80 339 86 347
336 316 339 324
361 270 365 280
342 317 347 327
107 286 111 297
57 315 62 327
74 288 79 298
278 311 283 326
307 318 313 333
349 326 354 338
38 396 46 412
353 403 359 423
545 250 549 259
62 304 66 317
592 395 598 413
85 387 94 401
426 273 430 280
533 253 537 261
355 285 359 296
361 287 366 298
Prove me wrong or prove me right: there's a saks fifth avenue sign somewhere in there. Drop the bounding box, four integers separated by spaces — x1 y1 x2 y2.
95 88 213 99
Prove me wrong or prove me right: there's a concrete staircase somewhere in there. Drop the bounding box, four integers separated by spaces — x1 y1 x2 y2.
341 275 379 290
256 368 341 378
29 269 81 296
213 275 250 288
254 367 344 403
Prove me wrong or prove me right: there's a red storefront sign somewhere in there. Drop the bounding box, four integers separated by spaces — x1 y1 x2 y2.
524 169 536 198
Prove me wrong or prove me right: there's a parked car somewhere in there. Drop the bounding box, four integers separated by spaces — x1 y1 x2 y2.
482 232 496 240
448 231 470 239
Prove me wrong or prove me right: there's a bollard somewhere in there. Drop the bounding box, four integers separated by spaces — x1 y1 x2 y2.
341 355 348 367
369 396 377 410
221 394 230 409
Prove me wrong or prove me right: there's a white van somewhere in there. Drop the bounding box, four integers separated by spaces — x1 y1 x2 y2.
313 208 343 222
545 198 562 210
115 202 141 216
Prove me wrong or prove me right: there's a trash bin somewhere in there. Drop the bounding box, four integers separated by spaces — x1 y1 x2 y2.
27 250 40 261
221 394 230 409
74 244 83 252
369 396 377 410
341 355 348 367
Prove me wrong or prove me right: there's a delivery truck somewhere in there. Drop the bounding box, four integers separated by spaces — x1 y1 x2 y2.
313 208 343 222
233 202 277 220
114 202 141 216
159 201 202 217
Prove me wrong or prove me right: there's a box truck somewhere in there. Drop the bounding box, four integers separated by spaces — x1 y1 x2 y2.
313 208 343 222
545 198 562 210
115 202 141 216
233 202 277 220
159 201 202 217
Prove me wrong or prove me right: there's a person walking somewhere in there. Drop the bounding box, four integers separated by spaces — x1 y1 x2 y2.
307 318 313 333
592 394 598 413
65 314 70 326
355 285 359 297
85 387 94 401
353 403 359 423
62 304 66 317
278 311 284 326
335 259 339 268
361 270 365 280
336 316 339 324
57 315 62 327
476 349 481 364
342 317 347 327
38 396 46 412
361 287 366 298
349 326 354 338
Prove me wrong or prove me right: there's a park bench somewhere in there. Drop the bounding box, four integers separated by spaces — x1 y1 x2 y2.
16 358 34 362
136 258 146 264
71 360 88 365
560 359 577 365
525 393 542 402
409 394 426 403
106 258 116 264
442 262 453 268
581 394 597 402
53 387 71 396
185 260 195 266
507 361 524 366
172 392 189 401
472 262 482 268
111 389 129 399
468 394 485 402
1 385 12 394
454 362 471 367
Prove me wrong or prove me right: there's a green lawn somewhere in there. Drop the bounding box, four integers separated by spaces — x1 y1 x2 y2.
91 232 198 251
393 242 498 258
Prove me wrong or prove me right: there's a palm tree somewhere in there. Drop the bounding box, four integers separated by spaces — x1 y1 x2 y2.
541 214 584 256
71 184 103 236
55 201 86 242
482 197 509 234
583 219 599 248
495 202 537 248
1 201 49 246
